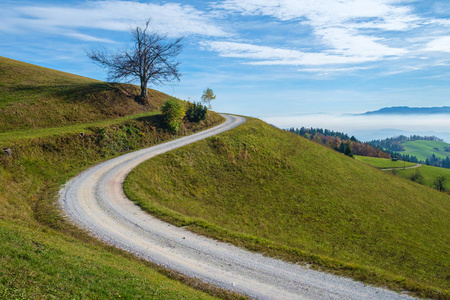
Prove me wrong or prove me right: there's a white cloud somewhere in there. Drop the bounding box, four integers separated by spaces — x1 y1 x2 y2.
425 36 450 53
213 0 422 66
1 1 228 41
201 41 302 60
314 27 406 57
300 66 369 74
65 32 116 43
217 0 419 29
201 40 399 66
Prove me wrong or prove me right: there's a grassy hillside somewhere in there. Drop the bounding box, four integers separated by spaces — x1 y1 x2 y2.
0 56 169 132
0 58 235 299
125 118 450 299
401 140 450 161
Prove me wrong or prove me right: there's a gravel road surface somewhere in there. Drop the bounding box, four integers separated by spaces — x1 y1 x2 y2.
59 114 415 299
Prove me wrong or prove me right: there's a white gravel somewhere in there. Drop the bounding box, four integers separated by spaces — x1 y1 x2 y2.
59 114 416 300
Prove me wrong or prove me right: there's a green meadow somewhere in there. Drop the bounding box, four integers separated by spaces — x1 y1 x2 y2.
401 140 450 161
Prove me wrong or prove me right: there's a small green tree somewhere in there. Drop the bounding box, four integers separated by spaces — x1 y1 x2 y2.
344 141 354 158
201 88 216 109
161 99 185 132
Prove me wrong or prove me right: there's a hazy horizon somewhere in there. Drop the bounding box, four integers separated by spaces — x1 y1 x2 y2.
263 113 450 143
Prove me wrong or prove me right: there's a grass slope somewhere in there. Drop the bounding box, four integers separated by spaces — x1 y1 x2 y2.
0 56 168 132
0 58 236 299
125 118 450 299
401 140 450 161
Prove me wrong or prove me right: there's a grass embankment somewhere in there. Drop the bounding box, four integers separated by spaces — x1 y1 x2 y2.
0 56 168 132
354 155 416 169
401 140 450 161
125 118 450 299
0 57 237 299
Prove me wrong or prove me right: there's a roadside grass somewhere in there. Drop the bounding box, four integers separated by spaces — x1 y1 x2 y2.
0 221 217 300
0 110 229 299
354 155 417 169
401 140 450 161
0 56 168 132
125 118 450 299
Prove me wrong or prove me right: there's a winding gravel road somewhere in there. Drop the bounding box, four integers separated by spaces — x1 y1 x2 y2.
59 114 415 300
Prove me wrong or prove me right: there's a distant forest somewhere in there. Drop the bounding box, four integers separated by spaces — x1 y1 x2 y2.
368 135 450 169
287 127 390 159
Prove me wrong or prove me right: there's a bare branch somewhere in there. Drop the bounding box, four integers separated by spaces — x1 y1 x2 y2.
87 20 183 102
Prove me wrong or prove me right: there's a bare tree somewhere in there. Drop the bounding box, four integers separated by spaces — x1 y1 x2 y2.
87 20 183 103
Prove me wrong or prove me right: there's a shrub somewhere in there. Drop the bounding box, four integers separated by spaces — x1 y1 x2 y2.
409 169 423 183
433 175 446 192
185 102 208 123
161 99 185 132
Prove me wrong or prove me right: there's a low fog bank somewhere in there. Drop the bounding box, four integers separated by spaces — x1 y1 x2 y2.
262 114 450 142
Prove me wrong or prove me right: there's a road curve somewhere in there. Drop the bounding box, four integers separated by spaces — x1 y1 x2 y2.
59 114 415 300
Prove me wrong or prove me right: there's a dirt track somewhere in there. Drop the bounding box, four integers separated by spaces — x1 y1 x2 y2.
59 114 415 299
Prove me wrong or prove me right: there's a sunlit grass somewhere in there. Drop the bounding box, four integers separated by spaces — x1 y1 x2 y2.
0 222 216 300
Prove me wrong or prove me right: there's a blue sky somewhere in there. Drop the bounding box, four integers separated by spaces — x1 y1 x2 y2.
1 0 450 140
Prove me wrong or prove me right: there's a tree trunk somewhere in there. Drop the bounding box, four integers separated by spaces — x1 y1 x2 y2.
140 80 148 100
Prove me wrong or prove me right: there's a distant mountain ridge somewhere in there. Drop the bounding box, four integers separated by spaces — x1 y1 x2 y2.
361 106 450 115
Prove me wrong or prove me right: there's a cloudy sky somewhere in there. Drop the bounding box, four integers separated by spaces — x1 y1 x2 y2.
1 0 450 139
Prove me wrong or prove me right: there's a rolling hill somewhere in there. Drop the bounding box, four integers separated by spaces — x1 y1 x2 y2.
125 118 450 299
402 140 450 162
0 56 169 132
0 57 228 299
